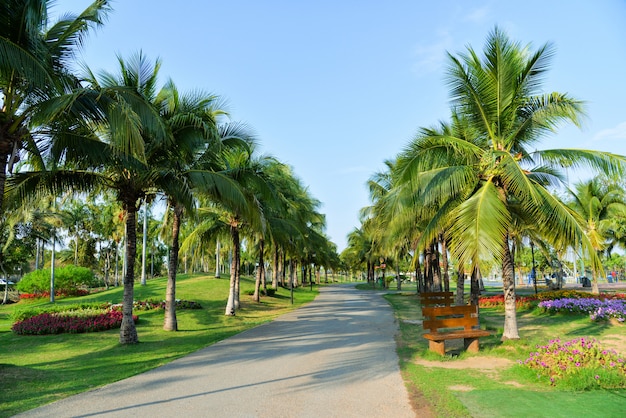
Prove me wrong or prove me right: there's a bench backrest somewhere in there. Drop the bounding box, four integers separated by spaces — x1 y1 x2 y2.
420 291 454 307
421 305 479 332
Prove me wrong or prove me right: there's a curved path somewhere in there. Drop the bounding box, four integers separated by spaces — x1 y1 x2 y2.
17 284 415 418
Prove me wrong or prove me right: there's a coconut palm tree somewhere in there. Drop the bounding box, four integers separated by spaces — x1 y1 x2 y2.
395 27 625 339
9 53 176 343
567 177 626 291
181 147 268 315
0 0 111 214
153 81 251 330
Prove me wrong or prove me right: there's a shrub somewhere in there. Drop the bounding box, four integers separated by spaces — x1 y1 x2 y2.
537 290 625 301
113 299 203 311
479 294 537 309
11 302 112 322
519 337 626 389
17 265 97 296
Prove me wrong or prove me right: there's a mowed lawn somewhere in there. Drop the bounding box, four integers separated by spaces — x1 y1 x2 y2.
0 274 318 417
384 287 626 418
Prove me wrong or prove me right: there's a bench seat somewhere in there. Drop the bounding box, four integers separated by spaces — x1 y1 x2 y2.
421 304 491 355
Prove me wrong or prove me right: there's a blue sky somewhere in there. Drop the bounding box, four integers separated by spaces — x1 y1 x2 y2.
55 0 626 251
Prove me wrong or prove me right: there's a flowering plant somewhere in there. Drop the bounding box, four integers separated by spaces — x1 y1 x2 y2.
479 294 537 309
538 298 626 322
112 299 203 311
11 310 138 335
519 337 626 389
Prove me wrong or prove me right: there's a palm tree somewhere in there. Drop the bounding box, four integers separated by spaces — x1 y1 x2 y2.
567 177 626 292
395 27 625 339
181 147 267 316
9 53 175 343
153 80 251 331
0 0 111 214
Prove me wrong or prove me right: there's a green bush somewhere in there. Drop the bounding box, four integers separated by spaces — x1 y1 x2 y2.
17 265 98 295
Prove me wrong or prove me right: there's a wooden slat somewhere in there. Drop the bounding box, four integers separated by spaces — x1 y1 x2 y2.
423 330 490 341
422 304 477 317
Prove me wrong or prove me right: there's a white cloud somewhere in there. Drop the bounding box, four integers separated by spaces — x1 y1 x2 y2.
411 31 453 77
463 6 491 24
592 121 626 142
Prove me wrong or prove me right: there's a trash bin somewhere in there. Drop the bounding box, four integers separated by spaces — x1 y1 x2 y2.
581 277 591 287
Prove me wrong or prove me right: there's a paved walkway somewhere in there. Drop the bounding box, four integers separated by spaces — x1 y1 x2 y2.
17 285 416 418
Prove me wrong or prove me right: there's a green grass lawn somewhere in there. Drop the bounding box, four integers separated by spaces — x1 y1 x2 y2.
383 291 626 418
0 274 318 417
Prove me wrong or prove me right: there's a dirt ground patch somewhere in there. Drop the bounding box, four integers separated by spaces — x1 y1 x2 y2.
414 356 514 371
599 331 626 353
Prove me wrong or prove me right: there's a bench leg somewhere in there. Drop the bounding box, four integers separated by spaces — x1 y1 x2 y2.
464 337 479 353
429 340 445 356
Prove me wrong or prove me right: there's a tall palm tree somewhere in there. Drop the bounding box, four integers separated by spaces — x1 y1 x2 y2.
154 80 251 330
0 0 111 214
9 53 174 343
181 147 267 316
567 177 626 292
395 27 625 339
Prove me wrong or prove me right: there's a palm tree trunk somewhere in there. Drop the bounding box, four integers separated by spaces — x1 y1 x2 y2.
253 238 264 302
501 234 520 340
114 241 119 286
141 200 148 286
0 150 8 216
432 242 442 291
50 234 56 303
414 254 423 294
35 238 40 269
396 263 401 291
120 208 139 344
591 270 599 294
1 263 9 304
440 234 449 292
74 233 79 265
272 246 279 288
470 265 480 306
423 247 432 291
225 223 239 315
164 205 183 331
455 267 465 305
215 240 221 278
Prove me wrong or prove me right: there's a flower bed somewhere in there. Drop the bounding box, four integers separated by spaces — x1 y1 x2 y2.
479 294 537 309
130 299 203 311
11 310 138 335
11 299 201 335
519 337 626 389
538 298 626 323
19 289 89 299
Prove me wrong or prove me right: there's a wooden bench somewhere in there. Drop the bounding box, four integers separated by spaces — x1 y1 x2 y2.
419 291 454 307
421 304 490 355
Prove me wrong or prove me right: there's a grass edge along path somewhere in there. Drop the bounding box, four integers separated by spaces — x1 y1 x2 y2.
381 289 626 418
0 274 319 417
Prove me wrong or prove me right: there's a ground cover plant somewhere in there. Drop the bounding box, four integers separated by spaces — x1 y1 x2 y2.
383 288 626 417
539 298 626 322
519 337 626 389
0 273 318 417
